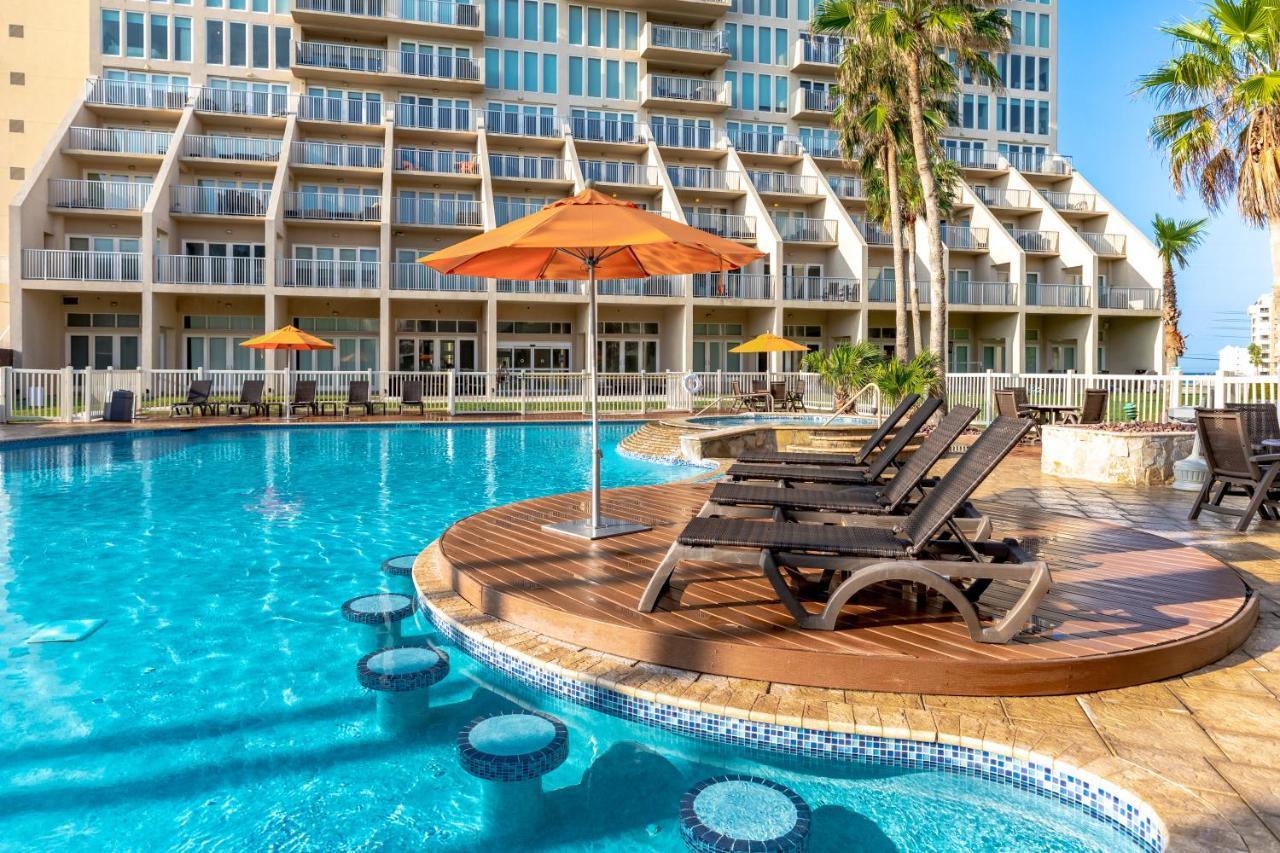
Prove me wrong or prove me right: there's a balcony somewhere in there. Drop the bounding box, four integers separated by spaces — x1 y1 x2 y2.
171 185 272 218
495 279 583 295
1026 282 1089 308
67 127 170 158
484 109 563 140
293 140 384 169
729 129 803 158
302 95 387 127
940 225 989 252
1100 287 1160 311
284 191 383 222
395 196 482 227
1045 191 1097 213
667 167 743 193
944 148 1003 171
295 42 482 89
938 280 1017 306
49 178 149 212
186 134 281 163
277 257 381 289
642 24 729 70
596 276 683 297
791 87 836 120
867 276 895 302
393 101 475 133
774 216 837 243
1009 228 1059 254
22 249 142 282
292 0 483 40
194 86 293 119
643 74 730 112
804 138 844 160
687 211 755 240
783 276 859 303
1011 152 1073 176
652 122 716 151
858 220 895 246
692 272 771 299
1081 232 1127 257
792 33 844 74
488 154 570 183
581 160 660 187
392 263 486 292
394 147 479 177
827 176 864 200
156 255 265 286
636 0 732 23
974 187 1031 209
750 172 821 196
84 77 187 111
392 50 482 87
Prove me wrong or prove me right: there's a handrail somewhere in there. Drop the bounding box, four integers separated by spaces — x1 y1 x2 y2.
821 382 881 427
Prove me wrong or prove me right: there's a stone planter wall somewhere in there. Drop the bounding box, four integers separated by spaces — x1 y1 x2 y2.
1041 425 1194 486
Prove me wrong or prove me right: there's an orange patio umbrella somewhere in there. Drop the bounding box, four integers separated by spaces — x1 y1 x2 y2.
240 325 335 420
731 333 810 354
419 187 765 540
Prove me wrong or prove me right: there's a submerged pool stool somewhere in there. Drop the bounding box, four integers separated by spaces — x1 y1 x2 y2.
679 775 811 853
380 554 418 595
457 711 568 834
341 592 416 653
356 644 450 733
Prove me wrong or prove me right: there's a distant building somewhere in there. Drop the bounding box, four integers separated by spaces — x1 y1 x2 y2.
1218 345 1255 376
1248 293 1272 370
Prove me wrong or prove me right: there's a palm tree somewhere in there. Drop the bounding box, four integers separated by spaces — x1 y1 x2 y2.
1138 0 1280 373
801 341 884 410
818 0 1007 368
872 350 944 404
897 151 962 355
1151 214 1209 370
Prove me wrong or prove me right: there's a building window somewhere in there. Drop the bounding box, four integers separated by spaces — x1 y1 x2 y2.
9 24 24 38
252 24 269 68
175 17 192 62
9 72 24 85
150 14 168 60
206 20 223 64
102 10 122 55
8 120 23 133
10 167 24 180
274 26 290 69
126 12 145 57
229 21 246 66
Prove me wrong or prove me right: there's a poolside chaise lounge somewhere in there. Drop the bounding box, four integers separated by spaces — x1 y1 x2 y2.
398 379 427 416
225 379 266 417
289 380 318 417
335 380 386 417
734 396 942 470
636 416 1048 644
172 379 214 417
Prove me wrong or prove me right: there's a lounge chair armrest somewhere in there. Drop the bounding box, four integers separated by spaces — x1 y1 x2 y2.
1251 453 1280 464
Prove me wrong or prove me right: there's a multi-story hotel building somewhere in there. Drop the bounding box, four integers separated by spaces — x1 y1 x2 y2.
4 0 1164 377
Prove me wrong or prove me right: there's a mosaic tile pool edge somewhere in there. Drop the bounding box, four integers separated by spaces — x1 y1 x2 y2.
418 591 1167 853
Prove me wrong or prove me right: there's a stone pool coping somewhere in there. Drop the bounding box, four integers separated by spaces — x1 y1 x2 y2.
412 542 1194 853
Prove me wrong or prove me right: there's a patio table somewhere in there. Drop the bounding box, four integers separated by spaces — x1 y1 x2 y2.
1025 403 1079 425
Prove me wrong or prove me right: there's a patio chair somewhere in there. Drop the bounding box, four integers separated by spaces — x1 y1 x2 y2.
769 381 790 412
340 379 383 416
995 389 1040 443
637 416 1047 643
1189 409 1280 532
734 396 942 471
1006 386 1032 414
1063 389 1108 425
289 380 318 417
225 379 266 417
399 379 426 416
1225 402 1280 452
787 380 807 413
728 380 769 414
171 379 213 417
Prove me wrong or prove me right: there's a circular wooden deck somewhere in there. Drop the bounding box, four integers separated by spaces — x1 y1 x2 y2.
437 483 1258 696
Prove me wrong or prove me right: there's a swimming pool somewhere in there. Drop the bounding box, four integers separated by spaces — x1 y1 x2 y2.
0 424 1145 851
689 414 873 429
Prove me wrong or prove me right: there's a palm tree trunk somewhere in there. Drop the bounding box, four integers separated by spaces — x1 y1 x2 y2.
1271 219 1280 374
905 223 922 357
903 59 948 373
1160 258 1183 371
886 146 908 360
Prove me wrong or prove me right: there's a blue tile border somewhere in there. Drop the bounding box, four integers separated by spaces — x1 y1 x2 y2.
341 592 416 626
680 775 811 853
356 644 450 692
457 711 569 783
418 588 1167 853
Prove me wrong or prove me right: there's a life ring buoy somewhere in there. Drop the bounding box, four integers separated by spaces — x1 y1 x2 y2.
682 373 703 394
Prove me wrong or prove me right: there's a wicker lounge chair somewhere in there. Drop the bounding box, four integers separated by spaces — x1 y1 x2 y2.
995 389 1040 442
225 379 266 417
1063 389 1108 425
172 379 213 417
1189 409 1280 531
736 396 942 469
1225 402 1280 452
399 379 426 416
289 380 318 417
338 379 384 416
705 406 978 520
637 416 1047 644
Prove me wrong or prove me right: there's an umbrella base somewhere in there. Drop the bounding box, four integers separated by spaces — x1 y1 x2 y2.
541 517 651 541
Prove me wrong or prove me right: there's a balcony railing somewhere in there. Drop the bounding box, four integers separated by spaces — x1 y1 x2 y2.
296 41 388 73
277 258 381 289
647 75 729 105
652 122 715 150
49 178 150 211
1011 152 1073 176
859 221 895 246
293 0 481 28
667 167 742 192
1081 232 1127 256
827 176 864 199
488 154 566 181
750 172 820 195
293 140 383 168
783 276 859 302
68 126 171 156
394 147 478 175
798 33 845 65
1026 282 1089 308
484 109 562 138
944 148 1002 170
973 187 1030 208
774 216 837 242
85 77 188 110
596 276 683 297
867 276 895 302
687 211 755 240
194 86 293 118
796 88 836 113
1044 191 1097 213
394 196 482 226
1009 228 1059 253
171 185 272 217
650 25 728 54
568 115 643 144
581 160 659 186
1100 287 1160 310
692 273 771 299
938 280 1017 306
284 191 382 221
804 139 843 159
186 134 281 162
495 279 582 295
729 129 802 156
155 254 265 286
393 101 472 131
494 199 545 225
941 225 989 251
392 263 485 292
22 249 142 282
393 51 480 81
301 96 385 126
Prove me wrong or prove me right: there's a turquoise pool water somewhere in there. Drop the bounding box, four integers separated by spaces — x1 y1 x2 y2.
0 424 1142 851
691 415 872 429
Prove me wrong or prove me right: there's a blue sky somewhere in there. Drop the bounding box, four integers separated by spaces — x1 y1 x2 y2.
1058 0 1267 372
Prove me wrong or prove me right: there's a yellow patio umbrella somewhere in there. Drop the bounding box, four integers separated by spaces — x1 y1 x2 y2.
240 325 334 419
730 333 810 354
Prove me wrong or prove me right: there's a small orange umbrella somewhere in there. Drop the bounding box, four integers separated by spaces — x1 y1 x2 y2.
420 188 765 540
731 333 810 354
240 325 335 420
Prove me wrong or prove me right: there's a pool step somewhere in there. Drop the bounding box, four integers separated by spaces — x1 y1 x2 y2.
620 421 702 461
